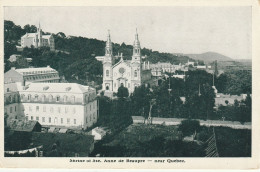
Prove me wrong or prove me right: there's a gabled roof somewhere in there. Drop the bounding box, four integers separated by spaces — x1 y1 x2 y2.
21 33 37 38
14 66 58 76
112 59 131 68
18 82 95 94
8 119 41 132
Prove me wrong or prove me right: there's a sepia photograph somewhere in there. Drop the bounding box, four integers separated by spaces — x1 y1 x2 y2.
1 0 259 169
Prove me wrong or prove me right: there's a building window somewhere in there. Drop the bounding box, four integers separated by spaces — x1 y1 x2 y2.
134 70 137 77
64 96 68 102
31 116 33 120
9 96 12 102
42 95 46 102
74 119 76 125
90 105 91 111
26 116 28 121
56 96 60 102
67 118 70 124
49 95 53 102
71 96 75 103
49 117 51 123
128 83 130 88
90 115 92 122
10 107 13 113
15 106 16 112
58 107 61 113
28 94 31 101
43 106 46 112
106 70 109 77
42 117 45 122
114 83 116 88
36 106 39 112
61 118 63 124
86 117 88 123
35 95 39 101
36 116 39 121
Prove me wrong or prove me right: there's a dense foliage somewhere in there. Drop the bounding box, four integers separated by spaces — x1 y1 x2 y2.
215 70 252 95
178 120 201 137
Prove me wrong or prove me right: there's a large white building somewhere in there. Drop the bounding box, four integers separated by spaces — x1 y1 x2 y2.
101 30 151 94
4 66 60 84
21 23 55 51
4 82 98 130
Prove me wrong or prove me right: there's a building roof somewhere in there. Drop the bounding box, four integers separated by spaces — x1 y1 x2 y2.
18 82 95 94
42 35 52 39
92 127 107 136
8 119 41 132
21 33 37 38
13 66 58 76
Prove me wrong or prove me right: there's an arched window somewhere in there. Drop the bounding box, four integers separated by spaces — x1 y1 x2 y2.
42 95 46 102
56 95 60 102
134 70 138 77
9 95 12 102
64 95 68 102
106 86 109 90
71 96 75 103
48 95 53 102
21 94 25 101
34 94 39 101
106 70 109 77
27 94 31 101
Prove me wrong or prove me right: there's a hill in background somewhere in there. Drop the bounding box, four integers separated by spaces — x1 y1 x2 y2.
184 52 233 63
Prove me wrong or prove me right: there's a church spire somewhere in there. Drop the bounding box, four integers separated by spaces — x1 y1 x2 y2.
133 28 141 58
105 29 112 56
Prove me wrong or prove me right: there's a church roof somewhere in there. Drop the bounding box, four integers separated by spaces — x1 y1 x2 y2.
112 58 131 68
21 33 37 38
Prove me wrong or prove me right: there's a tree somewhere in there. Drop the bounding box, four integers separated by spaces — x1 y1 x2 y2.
117 85 129 98
178 119 201 137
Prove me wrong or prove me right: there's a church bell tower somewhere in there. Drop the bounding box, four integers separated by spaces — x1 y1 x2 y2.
102 30 113 92
132 28 141 63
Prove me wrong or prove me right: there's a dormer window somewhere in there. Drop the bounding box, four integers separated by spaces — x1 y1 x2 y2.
66 87 71 91
43 86 49 91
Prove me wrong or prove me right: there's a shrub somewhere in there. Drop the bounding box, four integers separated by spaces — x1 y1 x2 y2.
178 119 201 137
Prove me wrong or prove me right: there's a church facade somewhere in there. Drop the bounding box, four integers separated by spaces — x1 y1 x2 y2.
21 23 55 51
102 30 149 94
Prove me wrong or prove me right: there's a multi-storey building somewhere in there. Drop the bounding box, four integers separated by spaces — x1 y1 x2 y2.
4 82 98 130
4 83 23 122
21 23 55 51
4 66 60 84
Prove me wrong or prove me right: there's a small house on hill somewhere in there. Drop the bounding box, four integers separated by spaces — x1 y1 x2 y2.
8 119 41 132
91 127 107 141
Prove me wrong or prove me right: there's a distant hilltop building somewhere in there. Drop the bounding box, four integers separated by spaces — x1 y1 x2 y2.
98 29 152 94
4 82 98 130
4 66 60 84
21 23 55 51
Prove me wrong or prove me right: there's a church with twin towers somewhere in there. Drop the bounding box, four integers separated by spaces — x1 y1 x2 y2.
97 29 152 94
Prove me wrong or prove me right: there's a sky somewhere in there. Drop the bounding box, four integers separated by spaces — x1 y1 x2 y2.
4 6 251 59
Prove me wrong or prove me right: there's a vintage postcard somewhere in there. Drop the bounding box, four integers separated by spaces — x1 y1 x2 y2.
0 0 259 169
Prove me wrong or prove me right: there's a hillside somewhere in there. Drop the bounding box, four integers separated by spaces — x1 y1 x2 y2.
4 20 193 86
185 52 233 63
